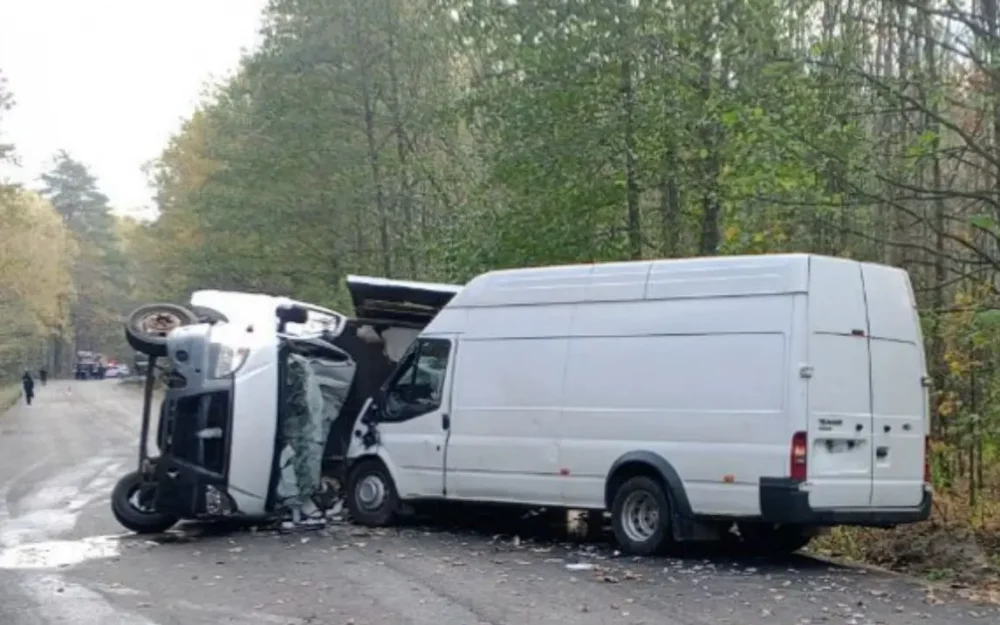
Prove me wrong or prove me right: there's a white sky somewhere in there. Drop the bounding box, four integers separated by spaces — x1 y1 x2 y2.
0 0 268 217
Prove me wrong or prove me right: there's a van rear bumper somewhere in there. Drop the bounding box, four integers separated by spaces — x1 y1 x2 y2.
758 477 932 527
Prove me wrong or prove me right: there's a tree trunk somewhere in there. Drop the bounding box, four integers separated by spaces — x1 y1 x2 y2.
659 145 681 257
385 0 418 277
619 0 642 260
356 20 392 278
696 12 720 256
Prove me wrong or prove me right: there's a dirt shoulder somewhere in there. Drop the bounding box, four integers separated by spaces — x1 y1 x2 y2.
812 494 1000 603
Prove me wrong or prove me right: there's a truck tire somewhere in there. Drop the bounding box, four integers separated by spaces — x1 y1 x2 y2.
346 460 399 527
610 475 673 555
110 471 178 534
125 303 198 357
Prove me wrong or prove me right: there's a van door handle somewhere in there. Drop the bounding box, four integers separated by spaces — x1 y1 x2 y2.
883 425 891 433
441 413 450 430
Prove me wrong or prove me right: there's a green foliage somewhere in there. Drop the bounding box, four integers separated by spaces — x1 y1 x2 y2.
0 189 76 380
34 1 1000 514
40 153 132 366
0 384 19 413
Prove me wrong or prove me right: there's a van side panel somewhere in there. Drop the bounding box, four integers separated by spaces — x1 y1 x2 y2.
559 296 793 516
861 263 927 507
806 256 874 509
444 305 571 505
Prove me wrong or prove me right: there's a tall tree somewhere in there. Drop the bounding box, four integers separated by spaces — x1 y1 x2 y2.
41 152 129 363
0 75 76 378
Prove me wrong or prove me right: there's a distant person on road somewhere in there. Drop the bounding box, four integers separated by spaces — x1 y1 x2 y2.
21 371 35 405
38 367 47 386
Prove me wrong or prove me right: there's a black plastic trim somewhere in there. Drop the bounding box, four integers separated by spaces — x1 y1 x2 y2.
759 477 932 526
605 451 693 517
153 456 229 517
159 385 233 478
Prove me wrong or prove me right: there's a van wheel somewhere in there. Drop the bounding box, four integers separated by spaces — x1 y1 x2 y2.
125 303 198 357
110 471 178 534
610 476 672 555
346 460 398 527
737 523 812 555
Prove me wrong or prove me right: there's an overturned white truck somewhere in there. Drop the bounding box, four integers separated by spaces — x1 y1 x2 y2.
111 275 461 533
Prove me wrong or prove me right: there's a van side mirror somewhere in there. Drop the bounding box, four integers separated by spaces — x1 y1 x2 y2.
362 401 382 424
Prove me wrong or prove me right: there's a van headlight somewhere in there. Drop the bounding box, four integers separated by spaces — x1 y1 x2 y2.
210 345 250 379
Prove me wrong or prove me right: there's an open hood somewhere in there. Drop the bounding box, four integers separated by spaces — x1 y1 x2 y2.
345 275 463 328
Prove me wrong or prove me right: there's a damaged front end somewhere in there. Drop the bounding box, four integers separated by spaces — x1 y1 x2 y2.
112 276 462 535
152 322 255 520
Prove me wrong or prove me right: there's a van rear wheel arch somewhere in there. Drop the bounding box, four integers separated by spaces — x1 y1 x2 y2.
604 451 692 517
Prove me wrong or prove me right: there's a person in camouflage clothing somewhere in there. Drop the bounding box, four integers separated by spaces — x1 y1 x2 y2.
276 347 356 527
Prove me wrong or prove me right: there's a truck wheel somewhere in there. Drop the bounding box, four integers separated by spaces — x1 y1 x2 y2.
346 460 399 527
737 523 813 555
610 476 673 555
110 471 178 534
125 303 198 357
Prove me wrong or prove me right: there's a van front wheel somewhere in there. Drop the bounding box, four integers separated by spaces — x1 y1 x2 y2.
346 460 398 527
110 471 178 534
610 476 672 555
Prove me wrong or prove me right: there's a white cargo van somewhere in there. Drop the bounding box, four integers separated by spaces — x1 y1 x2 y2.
344 254 932 555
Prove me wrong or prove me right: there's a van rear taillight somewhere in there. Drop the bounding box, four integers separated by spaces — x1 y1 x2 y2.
790 431 808 481
924 436 932 484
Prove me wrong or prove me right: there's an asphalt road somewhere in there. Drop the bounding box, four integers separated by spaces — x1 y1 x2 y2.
0 381 996 625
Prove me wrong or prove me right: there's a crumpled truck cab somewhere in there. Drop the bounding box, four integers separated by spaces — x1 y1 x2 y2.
119 276 462 531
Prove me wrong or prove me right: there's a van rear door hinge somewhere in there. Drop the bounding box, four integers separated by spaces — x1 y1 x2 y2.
799 364 814 379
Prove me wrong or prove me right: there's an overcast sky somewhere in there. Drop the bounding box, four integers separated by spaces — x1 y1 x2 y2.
0 0 268 217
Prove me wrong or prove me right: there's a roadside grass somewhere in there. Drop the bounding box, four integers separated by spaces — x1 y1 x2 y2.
811 480 1000 599
0 383 20 413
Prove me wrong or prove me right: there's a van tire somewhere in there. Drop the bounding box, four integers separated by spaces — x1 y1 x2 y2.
110 471 178 534
737 523 812 556
610 476 672 555
346 460 398 527
125 303 198 357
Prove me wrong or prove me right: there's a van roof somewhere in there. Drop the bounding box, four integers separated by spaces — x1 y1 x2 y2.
447 254 862 308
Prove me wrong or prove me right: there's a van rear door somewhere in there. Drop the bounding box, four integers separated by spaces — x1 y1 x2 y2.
806 256 874 508
861 263 927 508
